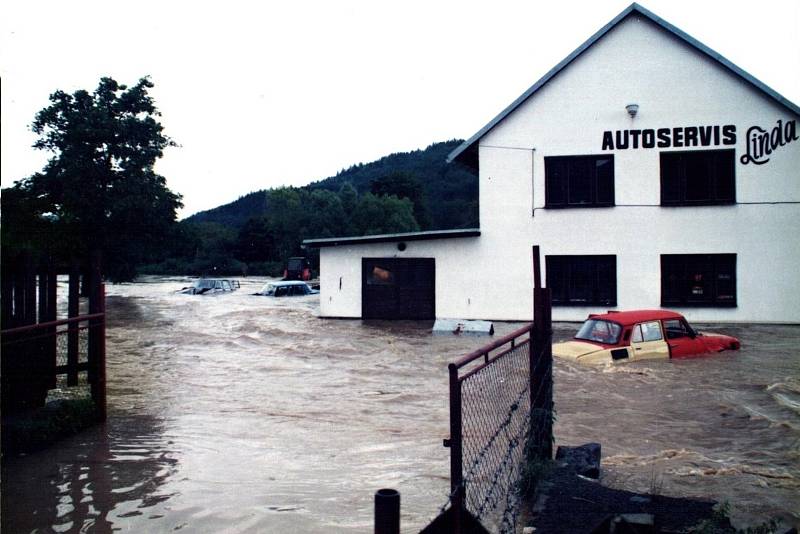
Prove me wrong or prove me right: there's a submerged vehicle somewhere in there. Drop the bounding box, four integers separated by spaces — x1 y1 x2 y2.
553 310 740 365
254 280 319 297
179 278 240 295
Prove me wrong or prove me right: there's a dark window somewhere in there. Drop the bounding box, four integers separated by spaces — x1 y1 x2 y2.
546 255 617 306
275 286 289 297
661 254 737 307
660 150 735 205
545 155 614 208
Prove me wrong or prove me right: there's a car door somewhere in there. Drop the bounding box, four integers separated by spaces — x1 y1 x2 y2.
629 321 669 360
662 318 708 358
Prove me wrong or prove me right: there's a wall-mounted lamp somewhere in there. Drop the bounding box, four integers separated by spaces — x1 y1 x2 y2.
626 103 639 118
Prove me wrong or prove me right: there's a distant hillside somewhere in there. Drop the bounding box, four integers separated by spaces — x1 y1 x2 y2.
185 140 478 231
185 189 270 228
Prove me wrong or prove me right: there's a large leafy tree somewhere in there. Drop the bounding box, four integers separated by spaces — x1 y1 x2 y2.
9 76 182 281
370 171 432 229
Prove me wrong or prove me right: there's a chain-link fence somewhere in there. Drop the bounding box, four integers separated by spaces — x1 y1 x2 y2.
2 310 106 416
459 331 532 531
438 287 553 534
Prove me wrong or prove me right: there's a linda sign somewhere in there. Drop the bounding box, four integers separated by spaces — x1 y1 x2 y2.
740 119 798 165
601 119 798 165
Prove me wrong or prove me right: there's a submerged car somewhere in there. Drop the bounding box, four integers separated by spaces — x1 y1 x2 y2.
179 278 240 295
254 280 319 297
553 310 740 365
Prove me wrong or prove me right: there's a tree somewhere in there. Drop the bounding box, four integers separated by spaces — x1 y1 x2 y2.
370 171 432 229
351 193 419 236
9 77 182 281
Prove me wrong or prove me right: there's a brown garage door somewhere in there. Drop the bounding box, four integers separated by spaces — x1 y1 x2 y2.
362 258 435 319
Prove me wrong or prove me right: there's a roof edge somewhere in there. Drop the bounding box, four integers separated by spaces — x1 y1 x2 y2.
447 2 800 166
303 228 481 248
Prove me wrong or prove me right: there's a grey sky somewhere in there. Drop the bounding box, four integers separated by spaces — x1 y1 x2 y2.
2 0 798 217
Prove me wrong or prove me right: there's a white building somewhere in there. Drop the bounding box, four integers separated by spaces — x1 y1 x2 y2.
304 3 800 324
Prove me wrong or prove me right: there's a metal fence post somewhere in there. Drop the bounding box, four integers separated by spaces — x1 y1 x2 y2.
448 362 464 534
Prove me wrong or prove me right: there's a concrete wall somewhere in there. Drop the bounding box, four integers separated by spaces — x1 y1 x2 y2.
318 15 800 323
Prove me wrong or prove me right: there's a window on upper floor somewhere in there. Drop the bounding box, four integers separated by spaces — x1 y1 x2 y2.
545 155 614 208
546 255 617 306
661 253 737 307
660 149 735 206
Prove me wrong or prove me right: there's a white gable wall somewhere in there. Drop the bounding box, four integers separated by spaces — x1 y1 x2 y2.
317 14 800 323
477 14 800 322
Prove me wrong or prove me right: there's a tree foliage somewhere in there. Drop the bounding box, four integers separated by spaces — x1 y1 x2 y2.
145 184 420 276
185 140 478 232
149 140 477 276
370 171 432 229
5 77 182 281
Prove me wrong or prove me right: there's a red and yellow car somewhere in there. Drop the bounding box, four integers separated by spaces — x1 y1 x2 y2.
553 310 740 365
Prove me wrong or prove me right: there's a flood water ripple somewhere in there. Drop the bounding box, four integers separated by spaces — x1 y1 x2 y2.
2 276 799 532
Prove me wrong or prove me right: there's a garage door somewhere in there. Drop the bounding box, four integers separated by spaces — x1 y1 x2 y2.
362 258 435 319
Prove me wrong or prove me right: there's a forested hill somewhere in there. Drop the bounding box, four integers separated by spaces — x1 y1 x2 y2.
185 140 478 231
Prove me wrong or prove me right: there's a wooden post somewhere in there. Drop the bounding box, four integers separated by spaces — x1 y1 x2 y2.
531 246 553 460
97 284 107 421
39 264 58 390
88 251 107 421
68 261 81 386
23 251 37 326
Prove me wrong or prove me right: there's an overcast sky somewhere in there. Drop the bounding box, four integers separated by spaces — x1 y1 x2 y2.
2 0 798 218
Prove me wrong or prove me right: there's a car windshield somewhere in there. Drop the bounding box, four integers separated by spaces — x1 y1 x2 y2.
194 279 215 289
575 319 622 344
259 283 277 295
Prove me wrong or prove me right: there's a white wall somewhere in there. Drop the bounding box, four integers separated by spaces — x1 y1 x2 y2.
319 237 492 319
319 15 800 323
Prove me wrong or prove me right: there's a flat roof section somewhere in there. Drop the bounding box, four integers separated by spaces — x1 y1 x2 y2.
303 228 481 248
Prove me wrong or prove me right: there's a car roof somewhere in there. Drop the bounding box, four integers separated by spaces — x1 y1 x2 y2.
587 309 684 326
267 281 308 286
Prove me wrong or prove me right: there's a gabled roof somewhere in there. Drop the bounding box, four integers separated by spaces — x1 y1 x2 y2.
448 2 800 168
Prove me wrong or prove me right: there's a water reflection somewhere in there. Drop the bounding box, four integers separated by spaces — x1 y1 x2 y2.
2 415 176 532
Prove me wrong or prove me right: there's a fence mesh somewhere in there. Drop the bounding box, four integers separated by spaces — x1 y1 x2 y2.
447 327 553 534
52 326 92 400
2 322 97 404
461 340 531 530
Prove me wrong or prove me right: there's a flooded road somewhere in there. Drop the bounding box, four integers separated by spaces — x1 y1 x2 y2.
3 276 799 532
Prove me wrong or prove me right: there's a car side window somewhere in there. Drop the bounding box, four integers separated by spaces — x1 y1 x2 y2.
663 319 689 339
632 325 642 343
275 286 288 297
632 321 662 342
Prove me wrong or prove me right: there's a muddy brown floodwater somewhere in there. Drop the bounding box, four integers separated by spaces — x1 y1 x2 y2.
2 276 799 532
